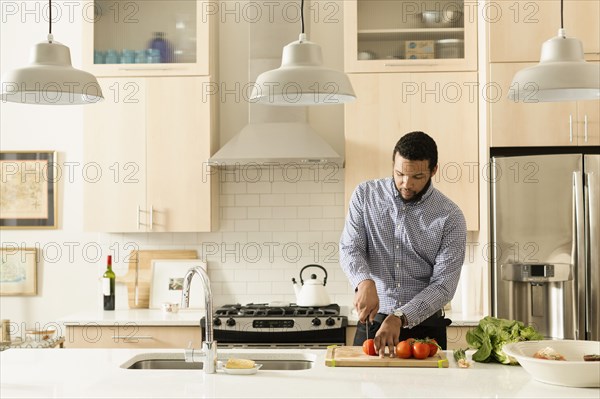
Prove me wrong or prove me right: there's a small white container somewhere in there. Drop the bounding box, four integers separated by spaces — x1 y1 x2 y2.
161 302 180 313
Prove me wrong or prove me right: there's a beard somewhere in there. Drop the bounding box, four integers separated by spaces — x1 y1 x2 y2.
395 177 432 203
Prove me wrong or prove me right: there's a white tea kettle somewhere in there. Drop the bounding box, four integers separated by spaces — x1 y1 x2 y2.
292 264 331 307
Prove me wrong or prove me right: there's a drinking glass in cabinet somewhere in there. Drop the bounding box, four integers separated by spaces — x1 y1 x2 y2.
92 0 198 65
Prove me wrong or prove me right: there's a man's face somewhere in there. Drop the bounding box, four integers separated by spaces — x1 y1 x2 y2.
393 154 437 201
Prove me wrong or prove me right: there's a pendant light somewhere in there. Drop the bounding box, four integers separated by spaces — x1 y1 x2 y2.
250 0 356 106
509 0 599 102
0 0 103 105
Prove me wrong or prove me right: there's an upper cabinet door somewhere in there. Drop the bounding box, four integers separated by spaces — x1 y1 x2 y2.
145 77 216 232
83 77 148 232
82 0 214 77
489 63 578 147
344 0 478 72
489 0 600 62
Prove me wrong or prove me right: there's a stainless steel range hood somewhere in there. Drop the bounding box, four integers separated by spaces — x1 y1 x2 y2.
209 122 342 166
209 13 343 167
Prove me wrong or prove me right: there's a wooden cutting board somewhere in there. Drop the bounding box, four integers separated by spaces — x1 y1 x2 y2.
120 250 198 309
325 345 449 368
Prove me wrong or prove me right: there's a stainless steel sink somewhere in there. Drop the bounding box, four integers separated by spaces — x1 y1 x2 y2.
128 359 203 370
121 352 315 371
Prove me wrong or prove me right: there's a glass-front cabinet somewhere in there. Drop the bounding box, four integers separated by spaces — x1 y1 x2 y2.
344 0 477 72
82 0 214 76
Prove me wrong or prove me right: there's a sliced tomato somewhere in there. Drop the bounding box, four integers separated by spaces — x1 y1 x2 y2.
362 339 377 356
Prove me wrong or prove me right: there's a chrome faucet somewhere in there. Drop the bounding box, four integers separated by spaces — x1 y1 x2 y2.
181 266 216 374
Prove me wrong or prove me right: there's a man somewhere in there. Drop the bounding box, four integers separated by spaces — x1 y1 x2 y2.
340 131 466 357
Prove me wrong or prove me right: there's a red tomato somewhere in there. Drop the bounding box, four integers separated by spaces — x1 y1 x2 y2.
362 339 377 356
412 342 430 359
395 340 412 359
405 337 416 345
426 339 439 357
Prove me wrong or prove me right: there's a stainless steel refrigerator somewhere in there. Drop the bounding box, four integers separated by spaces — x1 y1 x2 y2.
491 153 599 341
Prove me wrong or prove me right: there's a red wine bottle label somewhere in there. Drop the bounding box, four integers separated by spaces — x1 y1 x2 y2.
102 277 111 296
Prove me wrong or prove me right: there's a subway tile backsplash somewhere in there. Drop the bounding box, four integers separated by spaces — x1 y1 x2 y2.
115 165 354 308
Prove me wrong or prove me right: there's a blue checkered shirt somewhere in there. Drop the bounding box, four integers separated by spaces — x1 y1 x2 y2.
340 177 466 327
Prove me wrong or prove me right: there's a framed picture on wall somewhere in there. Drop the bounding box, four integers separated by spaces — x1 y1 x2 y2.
0 247 38 296
149 259 207 309
0 151 58 229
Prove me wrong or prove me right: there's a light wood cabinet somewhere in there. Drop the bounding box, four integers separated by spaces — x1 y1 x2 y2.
577 99 600 146
344 0 478 72
82 0 215 77
489 63 600 147
488 0 600 63
65 325 202 348
84 76 219 232
344 72 479 231
446 325 473 350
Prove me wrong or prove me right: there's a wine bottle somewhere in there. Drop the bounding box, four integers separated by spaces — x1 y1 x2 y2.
102 255 115 311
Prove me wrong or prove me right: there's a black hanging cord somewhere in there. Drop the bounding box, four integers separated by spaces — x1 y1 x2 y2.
300 0 305 34
49 0 52 34
560 0 564 29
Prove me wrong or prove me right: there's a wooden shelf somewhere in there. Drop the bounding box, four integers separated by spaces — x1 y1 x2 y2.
358 28 464 41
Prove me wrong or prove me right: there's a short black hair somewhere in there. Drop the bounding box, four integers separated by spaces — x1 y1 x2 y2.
393 131 438 171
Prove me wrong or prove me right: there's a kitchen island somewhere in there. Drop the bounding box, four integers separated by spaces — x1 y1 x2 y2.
1 348 598 398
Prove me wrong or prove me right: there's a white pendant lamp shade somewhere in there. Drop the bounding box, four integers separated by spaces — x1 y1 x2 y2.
509 29 600 102
250 34 356 106
1 36 104 105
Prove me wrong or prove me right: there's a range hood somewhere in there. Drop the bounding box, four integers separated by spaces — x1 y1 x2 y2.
209 9 343 167
209 122 342 166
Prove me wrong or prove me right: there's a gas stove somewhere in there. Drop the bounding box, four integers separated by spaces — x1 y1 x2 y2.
201 303 348 348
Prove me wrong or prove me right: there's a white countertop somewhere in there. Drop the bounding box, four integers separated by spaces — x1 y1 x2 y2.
1 348 598 398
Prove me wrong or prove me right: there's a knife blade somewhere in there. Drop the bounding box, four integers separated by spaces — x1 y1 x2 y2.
365 319 370 341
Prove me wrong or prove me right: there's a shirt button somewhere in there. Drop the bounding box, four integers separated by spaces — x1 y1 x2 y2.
395 245 399 249
397 283 401 288
396 263 399 268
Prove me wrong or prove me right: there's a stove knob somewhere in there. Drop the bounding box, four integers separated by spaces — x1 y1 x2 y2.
325 317 336 326
311 318 322 327
213 318 222 326
226 318 236 327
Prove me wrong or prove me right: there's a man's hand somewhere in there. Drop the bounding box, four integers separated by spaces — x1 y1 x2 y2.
354 279 379 323
374 315 402 358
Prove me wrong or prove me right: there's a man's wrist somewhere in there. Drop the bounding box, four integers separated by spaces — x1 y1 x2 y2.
392 309 407 327
355 279 375 292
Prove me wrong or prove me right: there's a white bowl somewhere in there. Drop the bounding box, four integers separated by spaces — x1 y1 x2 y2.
503 340 600 388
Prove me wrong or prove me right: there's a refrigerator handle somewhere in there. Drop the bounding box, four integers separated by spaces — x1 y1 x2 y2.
585 170 598 340
573 171 586 340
